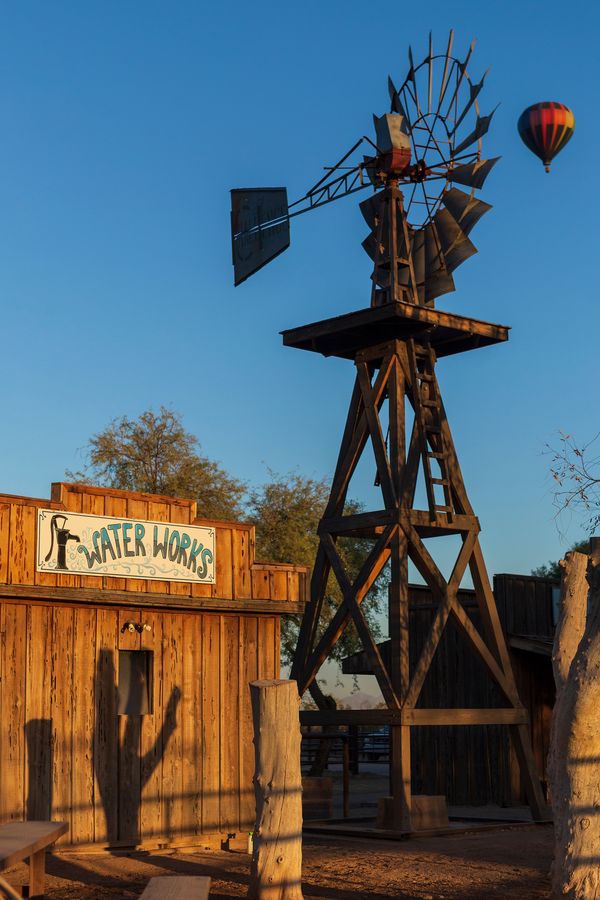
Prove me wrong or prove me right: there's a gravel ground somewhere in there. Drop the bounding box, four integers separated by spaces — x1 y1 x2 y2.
3 825 553 899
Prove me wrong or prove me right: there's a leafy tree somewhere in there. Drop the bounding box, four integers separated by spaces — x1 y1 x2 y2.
532 540 590 580
247 470 385 669
67 407 246 521
248 470 385 773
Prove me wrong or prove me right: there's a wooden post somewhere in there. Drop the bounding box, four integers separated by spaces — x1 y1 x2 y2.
248 680 303 900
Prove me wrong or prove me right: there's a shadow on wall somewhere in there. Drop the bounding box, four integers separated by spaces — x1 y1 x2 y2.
24 650 181 849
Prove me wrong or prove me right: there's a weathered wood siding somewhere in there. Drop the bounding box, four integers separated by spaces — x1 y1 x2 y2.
1 600 278 847
0 483 304 848
344 577 556 806
411 577 555 806
0 482 308 605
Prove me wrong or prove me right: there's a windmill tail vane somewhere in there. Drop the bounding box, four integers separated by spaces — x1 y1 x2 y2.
231 30 500 306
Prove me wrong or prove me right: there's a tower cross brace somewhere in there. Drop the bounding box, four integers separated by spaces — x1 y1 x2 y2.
287 313 548 832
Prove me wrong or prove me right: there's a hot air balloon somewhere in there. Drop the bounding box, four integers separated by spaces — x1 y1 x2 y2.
518 101 575 172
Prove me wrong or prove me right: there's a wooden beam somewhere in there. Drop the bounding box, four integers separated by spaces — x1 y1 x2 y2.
406 708 528 726
449 598 520 705
300 709 404 726
0 583 306 616
404 595 452 709
296 526 396 695
319 509 394 536
404 524 447 598
469 539 516 678
509 724 550 821
408 508 479 537
447 529 478 594
346 593 400 710
300 708 529 727
320 533 353 596
357 361 397 509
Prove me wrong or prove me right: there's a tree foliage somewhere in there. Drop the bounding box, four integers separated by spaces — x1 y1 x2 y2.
531 539 590 580
247 470 384 667
68 407 246 521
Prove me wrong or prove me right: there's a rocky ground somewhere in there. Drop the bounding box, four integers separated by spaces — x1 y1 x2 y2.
4 824 553 898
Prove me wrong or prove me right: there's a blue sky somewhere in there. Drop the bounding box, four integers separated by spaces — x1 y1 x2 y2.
0 0 597 584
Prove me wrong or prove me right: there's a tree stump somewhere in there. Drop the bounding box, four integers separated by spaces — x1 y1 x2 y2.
248 680 303 900
549 543 600 899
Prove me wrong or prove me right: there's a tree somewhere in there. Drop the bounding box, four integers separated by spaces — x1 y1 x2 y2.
247 470 385 669
543 434 600 896
68 407 246 521
549 544 600 898
547 431 600 533
248 470 386 775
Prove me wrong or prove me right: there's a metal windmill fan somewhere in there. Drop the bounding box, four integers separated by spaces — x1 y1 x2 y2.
231 30 499 308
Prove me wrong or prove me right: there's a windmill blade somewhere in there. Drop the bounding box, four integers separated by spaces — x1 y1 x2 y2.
442 188 492 236
411 228 426 285
450 70 489 134
407 45 421 115
362 155 381 186
447 156 500 189
411 228 426 304
433 207 477 273
359 194 384 229
425 269 455 304
437 29 454 111
424 222 444 275
388 76 408 117
418 223 457 305
362 233 379 262
427 31 434 114
452 107 498 156
444 40 475 119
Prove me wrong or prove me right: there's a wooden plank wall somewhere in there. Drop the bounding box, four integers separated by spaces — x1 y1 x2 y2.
408 587 513 807
494 574 555 640
0 599 279 847
0 483 309 605
494 574 556 801
409 578 555 806
0 484 294 847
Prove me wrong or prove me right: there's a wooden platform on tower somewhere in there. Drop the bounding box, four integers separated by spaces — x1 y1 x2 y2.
287 304 549 833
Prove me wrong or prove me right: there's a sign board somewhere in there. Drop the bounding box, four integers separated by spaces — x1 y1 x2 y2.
231 187 290 285
36 509 215 584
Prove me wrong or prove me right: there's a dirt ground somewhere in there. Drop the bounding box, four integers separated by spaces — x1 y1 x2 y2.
4 825 553 899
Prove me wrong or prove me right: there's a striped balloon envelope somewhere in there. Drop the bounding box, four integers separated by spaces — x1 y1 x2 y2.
518 102 575 172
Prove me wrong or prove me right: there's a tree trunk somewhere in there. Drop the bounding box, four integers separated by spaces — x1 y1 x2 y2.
549 543 600 898
553 552 589 692
248 680 303 900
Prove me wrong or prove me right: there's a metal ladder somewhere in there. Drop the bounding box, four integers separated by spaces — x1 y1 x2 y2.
409 341 454 520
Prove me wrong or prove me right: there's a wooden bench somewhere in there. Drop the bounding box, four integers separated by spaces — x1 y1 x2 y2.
0 821 68 899
139 875 211 899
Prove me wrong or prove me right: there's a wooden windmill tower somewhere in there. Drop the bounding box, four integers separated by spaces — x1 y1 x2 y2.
231 32 548 831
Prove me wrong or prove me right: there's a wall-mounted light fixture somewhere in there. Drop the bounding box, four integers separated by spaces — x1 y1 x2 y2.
121 621 152 634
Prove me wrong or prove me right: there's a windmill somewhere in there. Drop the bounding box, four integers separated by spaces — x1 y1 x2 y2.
231 32 548 833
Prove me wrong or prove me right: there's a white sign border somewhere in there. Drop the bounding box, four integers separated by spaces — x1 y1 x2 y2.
36 508 216 585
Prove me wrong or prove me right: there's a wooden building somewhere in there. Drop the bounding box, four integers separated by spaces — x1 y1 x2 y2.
0 482 308 851
342 574 557 807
